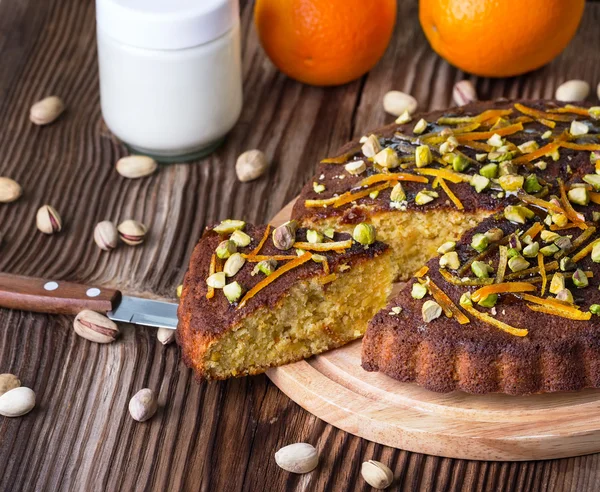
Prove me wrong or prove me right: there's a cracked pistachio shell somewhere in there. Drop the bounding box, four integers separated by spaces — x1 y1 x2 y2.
361 460 394 489
117 219 147 246
30 96 65 125
94 220 118 251
116 155 158 179
129 388 158 422
74 309 119 344
36 205 62 234
0 386 35 417
0 177 22 203
452 80 477 107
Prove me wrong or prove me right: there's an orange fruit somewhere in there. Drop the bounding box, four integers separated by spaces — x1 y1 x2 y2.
419 0 585 78
254 0 397 86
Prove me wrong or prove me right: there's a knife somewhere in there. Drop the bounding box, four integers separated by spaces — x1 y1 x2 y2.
0 273 178 329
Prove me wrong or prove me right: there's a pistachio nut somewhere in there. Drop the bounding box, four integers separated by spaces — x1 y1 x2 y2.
0 373 20 397
395 110 412 125
157 327 176 345
508 255 530 272
422 300 442 323
590 304 600 315
236 149 269 182
452 80 477 107
274 443 319 474
306 230 323 244
117 219 147 246
116 155 158 179
556 288 574 303
573 268 589 288
361 460 393 489
570 120 589 137
36 205 62 234
129 388 158 422
353 223 376 246
361 135 382 158
471 174 490 193
73 309 119 344
272 220 298 250
382 90 417 116
216 239 237 259
313 182 325 193
437 241 456 254
471 233 489 253
373 147 399 169
176 284 183 297
345 160 366 175
29 95 65 125
0 177 22 203
207 272 226 289
478 293 498 308
415 190 438 205
555 80 590 102
223 281 243 303
230 229 252 247
253 259 277 276
549 273 566 294
0 386 36 417
415 145 432 168
213 219 246 234
223 252 245 277
568 186 590 206
592 242 600 263
439 251 460 270
390 182 406 203
94 220 118 251
484 228 504 243
413 118 428 135
411 282 428 300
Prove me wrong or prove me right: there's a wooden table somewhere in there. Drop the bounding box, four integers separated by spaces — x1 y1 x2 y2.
1 0 600 490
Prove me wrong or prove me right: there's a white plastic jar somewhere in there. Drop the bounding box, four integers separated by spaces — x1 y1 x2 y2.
96 0 242 161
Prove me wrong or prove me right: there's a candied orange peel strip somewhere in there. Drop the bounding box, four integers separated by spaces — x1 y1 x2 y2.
242 254 298 262
548 105 590 116
519 293 591 316
572 238 600 263
438 177 464 210
292 239 353 252
523 222 544 241
538 253 547 296
414 167 469 184
319 273 337 284
471 282 536 303
248 225 271 257
591 192 600 205
423 278 470 324
462 304 528 337
206 253 217 300
513 141 561 164
526 303 592 321
558 179 586 226
237 252 312 309
359 173 429 187
560 142 600 151
572 226 597 250
517 191 566 215
332 182 392 208
413 265 429 278
437 109 514 125
455 122 523 142
320 145 361 164
495 245 508 284
514 103 573 122
304 196 339 208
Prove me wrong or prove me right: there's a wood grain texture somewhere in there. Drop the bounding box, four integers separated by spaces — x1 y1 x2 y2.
1 0 600 490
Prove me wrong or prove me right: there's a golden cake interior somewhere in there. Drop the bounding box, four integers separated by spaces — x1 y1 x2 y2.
203 253 393 380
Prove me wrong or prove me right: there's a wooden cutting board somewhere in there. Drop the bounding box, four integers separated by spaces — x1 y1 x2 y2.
267 199 600 461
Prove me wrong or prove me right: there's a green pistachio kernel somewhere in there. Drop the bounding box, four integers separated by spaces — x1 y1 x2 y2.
471 233 489 253
549 273 566 294
478 163 498 179
554 236 572 251
306 229 324 244
544 214 553 226
487 133 503 147
522 242 540 258
556 288 574 303
223 281 243 303
484 228 504 242
422 300 442 323
395 110 412 124
540 244 560 256
504 205 534 224
478 293 498 308
439 251 460 270
223 253 246 277
452 154 470 172
411 282 428 300
534 161 548 170
594 212 600 223
413 118 428 135
524 174 542 194
541 130 552 139
216 239 237 259
591 242 600 263
498 174 524 192
549 147 560 161
254 259 277 276
213 219 246 234
589 107 600 120
475 153 488 162
459 292 473 307
572 268 589 288
552 213 569 227
313 182 326 193
583 174 600 191
488 151 514 162
508 255 530 272
369 190 380 199
352 223 376 245
415 145 433 168
518 140 539 154
540 230 560 243
390 182 406 202
361 134 381 158
498 161 517 177
324 228 335 239
415 190 438 205
311 254 327 264
567 187 590 206
295 248 306 257
471 261 491 278
374 147 400 169
230 229 252 247
507 248 520 258
590 304 600 315
471 174 490 193
206 272 226 289
560 256 576 271
437 241 456 254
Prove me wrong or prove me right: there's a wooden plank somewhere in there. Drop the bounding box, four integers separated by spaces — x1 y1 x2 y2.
0 0 599 490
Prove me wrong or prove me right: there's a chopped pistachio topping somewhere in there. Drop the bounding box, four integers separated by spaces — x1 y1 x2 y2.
437 241 456 254
487 133 503 147
395 110 412 124
583 174 600 191
479 163 498 179
518 140 539 154
524 174 542 194
306 229 324 244
313 182 326 193
415 145 432 168
373 147 400 169
223 253 246 277
213 219 246 234
413 118 428 134
471 261 492 278
471 174 490 193
390 182 406 202
567 186 590 206
439 251 460 270
504 205 534 224
594 212 600 222
206 272 226 289
345 160 366 175
541 230 560 242
361 134 381 158
523 242 540 258
475 153 488 162
554 236 572 251
498 161 516 177
552 212 569 227
589 107 600 120
295 248 306 256
540 244 560 256
452 154 469 172
534 161 548 170
570 120 589 136
369 190 380 199
422 299 442 323
411 282 428 299
471 233 489 253
590 304 600 315
440 136 458 154
508 255 530 272
352 223 376 245
484 228 504 242
498 174 524 192
324 228 335 239
556 288 574 304
560 256 575 271
230 229 252 247
541 130 552 139
390 306 403 315
223 281 243 303
415 190 438 205
253 259 277 276
550 273 566 294
592 242 600 262
459 292 473 307
572 268 589 288
216 239 237 259
311 253 327 263
478 293 498 308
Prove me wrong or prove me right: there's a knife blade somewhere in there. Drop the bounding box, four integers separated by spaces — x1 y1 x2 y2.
0 272 178 329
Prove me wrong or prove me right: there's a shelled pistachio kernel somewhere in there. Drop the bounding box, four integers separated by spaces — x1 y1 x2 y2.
312 182 325 193
390 182 406 202
361 460 394 490
176 284 183 298
475 153 488 162
437 241 456 255
568 186 590 206
590 107 600 120
552 212 569 227
206 272 226 289
311 254 327 265
361 135 381 158
554 236 572 251
117 219 147 245
583 175 600 190
413 118 428 135
540 230 560 243
459 292 473 307
484 228 503 243
306 229 323 244
213 219 245 234
36 205 62 234
223 253 245 277
549 273 566 294
411 282 428 299
373 147 399 169
415 145 432 168
272 220 298 250
522 242 540 258
470 233 488 253
422 300 442 323
353 223 376 246
0 177 22 203
508 255 530 272
415 190 438 205
395 110 412 125
504 205 534 224
479 163 498 179
369 190 380 199
594 212 600 222
29 95 65 125
498 174 524 192
556 288 574 303
439 251 460 270
541 130 553 139
471 175 490 193
471 261 491 278
439 136 458 155
230 229 252 247
487 133 503 147
452 154 469 172
216 239 236 259
592 243 600 263
570 120 589 137
94 220 118 251
345 160 366 175
524 174 542 194
478 293 498 308
254 259 277 276
540 244 559 256
223 282 243 303
573 268 589 288
590 304 600 316
323 228 335 239
517 140 539 154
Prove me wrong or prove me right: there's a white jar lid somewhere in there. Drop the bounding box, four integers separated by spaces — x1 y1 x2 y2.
96 0 239 50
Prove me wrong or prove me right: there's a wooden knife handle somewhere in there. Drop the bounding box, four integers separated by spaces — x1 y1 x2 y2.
0 273 121 316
